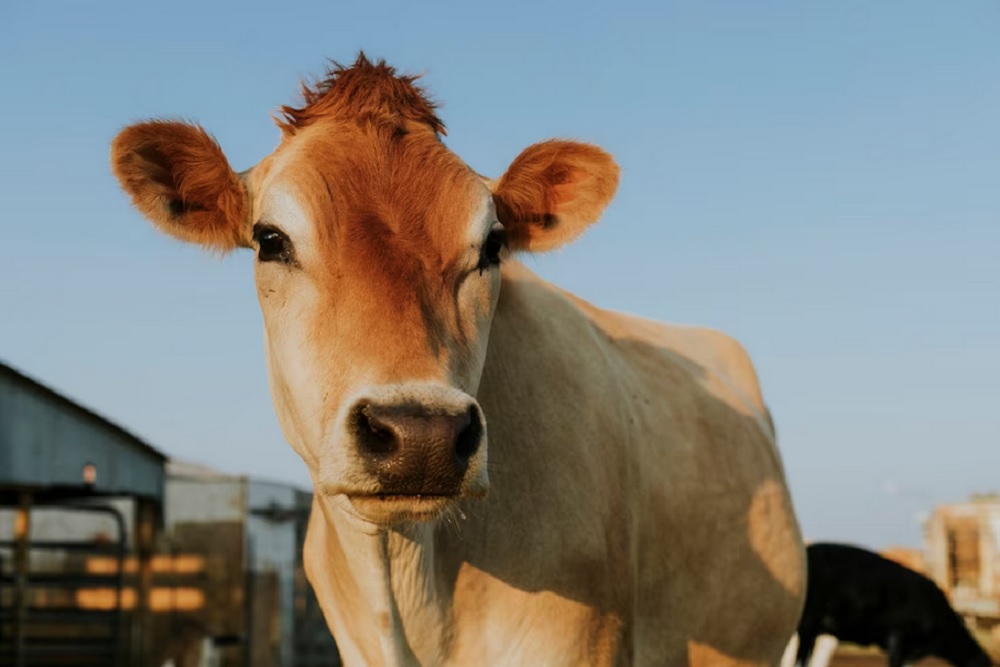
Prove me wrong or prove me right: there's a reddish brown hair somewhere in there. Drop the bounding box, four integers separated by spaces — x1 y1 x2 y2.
493 141 620 252
110 121 248 252
278 52 445 137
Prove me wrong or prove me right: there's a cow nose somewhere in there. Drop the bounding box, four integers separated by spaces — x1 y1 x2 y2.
352 402 482 495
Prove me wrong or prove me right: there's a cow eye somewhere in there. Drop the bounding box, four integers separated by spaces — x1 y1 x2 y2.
478 223 506 273
252 224 294 264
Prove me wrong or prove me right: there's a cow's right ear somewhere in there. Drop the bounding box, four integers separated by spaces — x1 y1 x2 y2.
110 121 250 252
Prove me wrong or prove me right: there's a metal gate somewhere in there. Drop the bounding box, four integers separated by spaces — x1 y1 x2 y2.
0 499 127 667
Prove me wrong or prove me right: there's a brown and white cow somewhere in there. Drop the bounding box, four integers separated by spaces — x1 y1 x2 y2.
111 54 805 666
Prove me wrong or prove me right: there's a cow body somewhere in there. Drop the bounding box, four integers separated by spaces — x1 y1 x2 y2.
791 543 991 667
110 54 806 666
306 262 805 666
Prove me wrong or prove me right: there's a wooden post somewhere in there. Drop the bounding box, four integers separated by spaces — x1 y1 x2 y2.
244 534 256 667
130 499 156 666
11 491 31 667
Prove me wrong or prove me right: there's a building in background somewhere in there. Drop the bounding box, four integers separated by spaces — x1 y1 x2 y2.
925 494 1000 622
159 460 338 667
0 361 339 666
1 361 165 666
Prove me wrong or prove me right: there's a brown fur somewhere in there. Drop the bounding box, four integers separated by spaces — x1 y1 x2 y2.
110 55 805 667
278 53 445 137
110 121 248 251
494 140 621 252
251 123 485 383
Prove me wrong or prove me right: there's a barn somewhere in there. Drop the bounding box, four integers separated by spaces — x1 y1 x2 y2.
0 362 339 666
0 361 166 666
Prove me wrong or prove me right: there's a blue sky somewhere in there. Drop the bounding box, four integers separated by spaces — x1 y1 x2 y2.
1 0 997 549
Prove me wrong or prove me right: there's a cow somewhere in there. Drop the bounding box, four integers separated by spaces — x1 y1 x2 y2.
786 542 992 667
110 53 806 666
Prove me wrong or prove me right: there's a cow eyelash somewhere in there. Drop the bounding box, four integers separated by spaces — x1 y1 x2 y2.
252 223 295 265
478 223 506 274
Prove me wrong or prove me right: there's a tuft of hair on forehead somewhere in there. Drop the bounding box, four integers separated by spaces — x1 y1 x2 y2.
277 52 446 137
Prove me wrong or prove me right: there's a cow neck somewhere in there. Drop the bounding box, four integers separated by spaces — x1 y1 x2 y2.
327 502 451 666
384 523 453 664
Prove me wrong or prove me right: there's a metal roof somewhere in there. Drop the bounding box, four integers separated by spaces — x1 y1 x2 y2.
0 361 166 500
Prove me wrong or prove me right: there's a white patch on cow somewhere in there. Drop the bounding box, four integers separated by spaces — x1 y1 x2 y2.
779 633 798 667
808 635 838 667
257 183 319 262
778 632 840 667
466 189 496 245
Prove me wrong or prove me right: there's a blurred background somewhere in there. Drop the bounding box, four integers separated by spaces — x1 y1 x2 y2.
1 1 997 665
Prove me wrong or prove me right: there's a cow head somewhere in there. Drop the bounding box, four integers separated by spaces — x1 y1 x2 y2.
111 55 618 526
934 613 993 667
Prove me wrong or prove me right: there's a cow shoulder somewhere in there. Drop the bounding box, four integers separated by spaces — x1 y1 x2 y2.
605 312 769 422
688 327 768 414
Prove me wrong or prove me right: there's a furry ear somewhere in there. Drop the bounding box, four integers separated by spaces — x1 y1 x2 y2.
110 121 249 251
492 140 619 252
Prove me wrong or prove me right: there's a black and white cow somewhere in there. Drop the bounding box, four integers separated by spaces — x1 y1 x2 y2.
786 542 992 667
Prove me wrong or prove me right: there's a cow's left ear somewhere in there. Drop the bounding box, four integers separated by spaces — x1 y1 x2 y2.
492 140 619 253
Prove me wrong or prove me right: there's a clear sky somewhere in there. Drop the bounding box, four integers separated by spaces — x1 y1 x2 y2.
1 0 997 549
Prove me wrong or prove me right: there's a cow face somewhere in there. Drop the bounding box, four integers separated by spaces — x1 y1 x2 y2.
110 56 618 526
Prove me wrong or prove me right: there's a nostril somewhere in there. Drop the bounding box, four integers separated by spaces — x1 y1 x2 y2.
354 404 398 457
454 406 481 461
